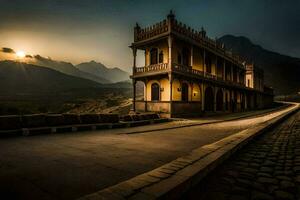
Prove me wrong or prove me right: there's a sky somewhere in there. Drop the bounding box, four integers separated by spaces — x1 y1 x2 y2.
0 0 299 71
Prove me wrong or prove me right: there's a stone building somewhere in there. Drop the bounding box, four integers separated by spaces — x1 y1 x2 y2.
130 11 273 117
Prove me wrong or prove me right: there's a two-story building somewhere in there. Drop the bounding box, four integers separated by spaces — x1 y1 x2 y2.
130 11 273 117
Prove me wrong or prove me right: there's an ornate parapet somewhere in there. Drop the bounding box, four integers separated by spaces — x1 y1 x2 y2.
134 20 169 42
133 11 245 68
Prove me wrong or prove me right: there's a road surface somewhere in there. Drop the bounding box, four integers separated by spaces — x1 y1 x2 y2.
0 106 293 200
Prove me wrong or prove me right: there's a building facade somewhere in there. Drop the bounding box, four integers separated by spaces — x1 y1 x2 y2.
130 11 273 117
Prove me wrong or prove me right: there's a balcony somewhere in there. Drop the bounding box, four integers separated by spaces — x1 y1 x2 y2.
133 63 246 89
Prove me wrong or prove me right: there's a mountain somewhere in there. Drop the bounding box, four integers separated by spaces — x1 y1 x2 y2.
0 60 103 95
30 55 111 84
218 35 300 95
76 61 130 83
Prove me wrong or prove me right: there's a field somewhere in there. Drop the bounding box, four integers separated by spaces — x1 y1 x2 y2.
0 88 133 115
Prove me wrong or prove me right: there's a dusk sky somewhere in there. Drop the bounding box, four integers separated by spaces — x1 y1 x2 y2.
0 0 299 71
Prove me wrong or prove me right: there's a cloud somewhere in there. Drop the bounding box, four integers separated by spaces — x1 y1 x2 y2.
25 54 33 58
1 47 15 54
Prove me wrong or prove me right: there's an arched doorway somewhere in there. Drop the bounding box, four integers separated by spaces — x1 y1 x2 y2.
204 87 214 111
181 83 189 101
151 83 160 101
216 89 223 111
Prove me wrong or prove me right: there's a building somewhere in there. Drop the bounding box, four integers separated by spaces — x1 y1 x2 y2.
130 11 273 117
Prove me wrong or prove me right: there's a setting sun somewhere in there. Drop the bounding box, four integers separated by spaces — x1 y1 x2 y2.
16 50 25 58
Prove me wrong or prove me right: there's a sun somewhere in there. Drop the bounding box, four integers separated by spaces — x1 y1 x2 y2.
16 50 26 58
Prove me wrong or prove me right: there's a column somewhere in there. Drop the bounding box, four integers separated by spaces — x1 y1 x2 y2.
132 47 137 72
169 73 173 116
145 79 148 112
132 79 136 112
190 82 193 101
215 55 218 76
203 49 206 72
132 47 137 112
168 36 172 70
223 59 226 81
190 45 193 67
201 84 205 111
214 87 217 112
231 64 233 82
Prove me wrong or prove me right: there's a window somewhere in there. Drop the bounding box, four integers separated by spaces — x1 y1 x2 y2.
151 83 160 101
159 51 164 63
177 52 182 64
182 48 189 66
150 48 158 65
206 57 212 73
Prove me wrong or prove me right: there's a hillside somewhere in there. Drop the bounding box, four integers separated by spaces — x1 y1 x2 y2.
218 35 300 95
0 60 103 94
30 55 111 84
76 61 130 83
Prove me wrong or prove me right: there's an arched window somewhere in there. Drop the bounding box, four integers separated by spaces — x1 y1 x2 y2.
151 83 160 101
159 51 164 63
150 48 158 65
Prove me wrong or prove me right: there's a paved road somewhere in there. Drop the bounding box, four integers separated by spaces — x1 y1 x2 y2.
0 107 293 200
185 110 300 200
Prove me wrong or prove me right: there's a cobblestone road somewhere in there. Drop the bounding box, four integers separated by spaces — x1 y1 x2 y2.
185 111 300 200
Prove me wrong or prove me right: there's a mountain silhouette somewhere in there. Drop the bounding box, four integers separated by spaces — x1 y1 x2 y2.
76 61 130 83
0 60 104 95
30 55 111 84
218 35 300 95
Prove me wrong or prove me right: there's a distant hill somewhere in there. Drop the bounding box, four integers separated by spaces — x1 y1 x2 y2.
0 60 103 95
30 55 111 84
76 61 130 83
218 35 300 95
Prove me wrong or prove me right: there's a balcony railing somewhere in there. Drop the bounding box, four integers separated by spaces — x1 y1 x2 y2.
135 63 168 73
134 63 246 88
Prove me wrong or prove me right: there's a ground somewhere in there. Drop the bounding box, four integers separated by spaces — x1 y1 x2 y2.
0 106 291 200
185 110 300 200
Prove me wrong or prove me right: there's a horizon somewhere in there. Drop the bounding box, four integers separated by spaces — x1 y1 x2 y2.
0 0 299 71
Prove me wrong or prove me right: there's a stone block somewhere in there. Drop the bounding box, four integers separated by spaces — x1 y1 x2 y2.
63 114 81 125
100 114 119 123
21 114 46 128
80 114 101 124
0 115 22 130
45 114 65 126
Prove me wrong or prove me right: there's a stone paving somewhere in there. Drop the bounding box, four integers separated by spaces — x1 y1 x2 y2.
185 111 300 200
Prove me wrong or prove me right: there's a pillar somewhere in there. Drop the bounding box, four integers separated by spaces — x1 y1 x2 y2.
191 45 193 67
145 79 148 112
168 36 173 70
223 59 226 81
169 73 173 115
201 83 205 111
231 65 233 82
203 48 206 72
132 47 137 112
214 87 217 112
132 79 136 112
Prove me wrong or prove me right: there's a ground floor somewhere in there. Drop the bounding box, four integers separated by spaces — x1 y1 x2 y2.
133 74 273 117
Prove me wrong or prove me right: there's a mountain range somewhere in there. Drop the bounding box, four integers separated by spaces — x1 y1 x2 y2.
27 55 130 84
0 60 103 95
218 35 300 95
